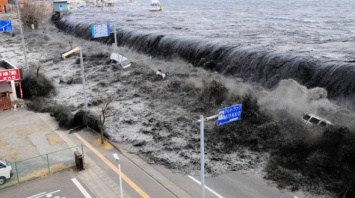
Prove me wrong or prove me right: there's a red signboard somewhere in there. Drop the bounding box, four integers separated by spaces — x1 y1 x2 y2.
0 69 20 81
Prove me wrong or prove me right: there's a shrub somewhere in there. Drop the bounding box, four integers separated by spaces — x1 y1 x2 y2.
22 72 55 98
26 97 49 112
48 105 73 128
71 110 86 127
77 111 101 132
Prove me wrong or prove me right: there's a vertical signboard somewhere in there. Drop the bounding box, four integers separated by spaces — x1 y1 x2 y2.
91 24 110 38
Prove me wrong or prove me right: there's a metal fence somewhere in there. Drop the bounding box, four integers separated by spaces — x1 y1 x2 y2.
0 145 83 190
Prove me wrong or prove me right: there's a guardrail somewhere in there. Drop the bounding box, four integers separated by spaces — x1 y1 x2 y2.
0 144 83 190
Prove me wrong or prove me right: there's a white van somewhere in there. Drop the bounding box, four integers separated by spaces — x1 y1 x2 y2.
302 113 333 128
0 159 13 185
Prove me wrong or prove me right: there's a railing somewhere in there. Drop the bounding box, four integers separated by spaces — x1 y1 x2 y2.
0 145 83 190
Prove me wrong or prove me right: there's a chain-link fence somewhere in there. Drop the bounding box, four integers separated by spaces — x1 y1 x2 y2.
0 145 83 190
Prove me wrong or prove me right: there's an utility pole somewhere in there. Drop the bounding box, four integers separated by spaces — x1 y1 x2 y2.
15 0 28 70
114 24 117 51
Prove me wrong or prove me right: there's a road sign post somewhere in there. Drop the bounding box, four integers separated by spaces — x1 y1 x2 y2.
197 104 242 198
199 115 205 198
217 104 242 126
91 23 110 38
0 20 13 32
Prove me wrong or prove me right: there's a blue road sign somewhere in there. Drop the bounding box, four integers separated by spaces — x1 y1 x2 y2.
91 24 110 38
0 20 12 32
217 104 242 126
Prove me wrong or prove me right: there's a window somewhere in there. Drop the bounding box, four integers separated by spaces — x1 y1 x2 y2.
319 121 327 127
0 163 6 169
303 114 311 121
309 117 320 125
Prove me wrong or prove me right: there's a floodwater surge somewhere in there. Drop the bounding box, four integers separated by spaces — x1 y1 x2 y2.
52 15 355 102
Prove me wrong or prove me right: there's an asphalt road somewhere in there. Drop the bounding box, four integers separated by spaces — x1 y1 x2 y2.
0 109 302 198
76 130 301 198
0 172 93 198
152 165 299 198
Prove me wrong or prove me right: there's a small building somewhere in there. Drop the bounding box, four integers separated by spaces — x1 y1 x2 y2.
67 0 87 10
53 0 69 15
0 0 8 13
0 59 22 110
0 81 12 110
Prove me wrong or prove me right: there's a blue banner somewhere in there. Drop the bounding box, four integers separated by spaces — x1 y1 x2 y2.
0 20 12 32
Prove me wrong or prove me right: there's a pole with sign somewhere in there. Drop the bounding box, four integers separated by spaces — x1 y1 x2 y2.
91 23 110 38
197 104 242 198
0 20 13 32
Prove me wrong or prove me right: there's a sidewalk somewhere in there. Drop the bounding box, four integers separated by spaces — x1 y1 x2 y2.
37 112 125 198
0 108 191 197
38 112 192 198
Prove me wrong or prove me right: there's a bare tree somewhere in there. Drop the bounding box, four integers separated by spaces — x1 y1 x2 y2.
29 61 41 77
69 40 73 50
36 65 42 77
20 1 52 29
98 96 114 144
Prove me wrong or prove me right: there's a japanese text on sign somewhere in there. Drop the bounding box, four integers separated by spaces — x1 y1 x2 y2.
0 69 21 81
217 104 242 126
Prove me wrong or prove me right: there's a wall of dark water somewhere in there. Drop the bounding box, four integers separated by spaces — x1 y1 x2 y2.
52 15 355 102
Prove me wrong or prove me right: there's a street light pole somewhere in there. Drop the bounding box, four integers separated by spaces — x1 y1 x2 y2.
198 114 219 198
62 47 88 111
200 115 205 198
79 47 88 111
113 153 123 198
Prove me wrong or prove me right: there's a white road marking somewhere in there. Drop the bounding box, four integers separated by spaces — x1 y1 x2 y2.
27 190 61 198
28 192 46 198
187 175 224 198
71 178 92 198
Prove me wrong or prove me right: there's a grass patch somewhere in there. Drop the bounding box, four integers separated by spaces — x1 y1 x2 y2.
16 127 46 136
94 137 113 151
0 140 18 162
21 71 55 99
46 133 63 145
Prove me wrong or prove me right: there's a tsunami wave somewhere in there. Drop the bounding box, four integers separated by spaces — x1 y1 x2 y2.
52 15 355 103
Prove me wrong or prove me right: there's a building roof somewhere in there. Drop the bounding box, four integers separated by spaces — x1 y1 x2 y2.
0 59 17 70
0 81 12 93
